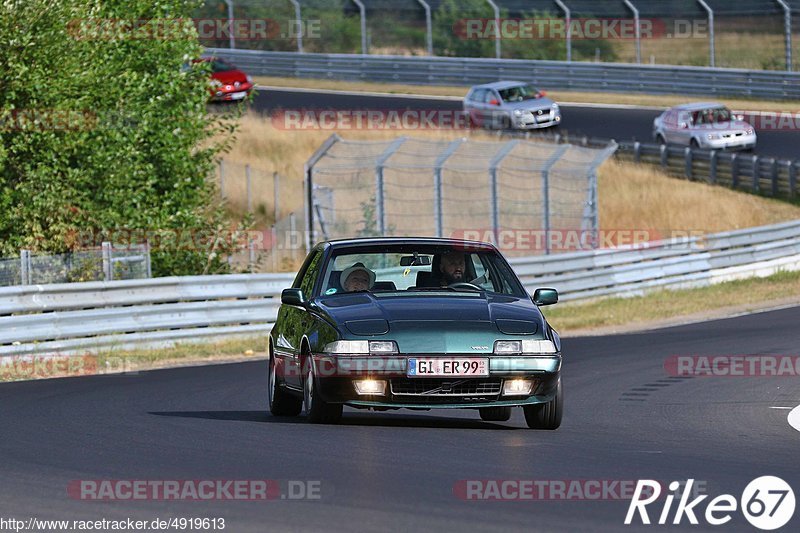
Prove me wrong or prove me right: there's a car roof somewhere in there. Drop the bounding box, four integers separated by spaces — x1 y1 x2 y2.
668 102 726 111
322 236 496 251
470 81 532 91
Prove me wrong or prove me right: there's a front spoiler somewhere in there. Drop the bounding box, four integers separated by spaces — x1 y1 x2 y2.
345 393 557 410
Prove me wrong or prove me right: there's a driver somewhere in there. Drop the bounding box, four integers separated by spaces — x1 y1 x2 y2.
438 251 466 286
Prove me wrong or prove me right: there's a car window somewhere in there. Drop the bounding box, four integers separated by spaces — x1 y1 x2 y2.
483 90 499 104
471 88 486 103
498 84 541 102
319 246 527 297
295 249 323 296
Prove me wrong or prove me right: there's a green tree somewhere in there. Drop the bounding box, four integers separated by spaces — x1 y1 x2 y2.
0 0 245 276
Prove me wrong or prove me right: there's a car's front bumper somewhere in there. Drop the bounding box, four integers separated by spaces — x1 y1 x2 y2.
514 110 561 130
700 133 757 150
310 354 561 409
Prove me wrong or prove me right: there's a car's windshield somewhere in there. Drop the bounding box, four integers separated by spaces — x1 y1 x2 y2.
498 84 541 103
209 59 236 73
692 107 732 125
319 245 527 298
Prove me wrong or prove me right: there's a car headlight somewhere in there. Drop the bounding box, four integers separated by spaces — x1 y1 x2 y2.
246 75 253 84
493 339 557 355
746 128 754 135
551 103 559 111
323 340 398 355
210 79 222 88
513 109 523 116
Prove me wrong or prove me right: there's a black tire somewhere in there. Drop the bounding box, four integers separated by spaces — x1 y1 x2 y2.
656 134 666 145
523 379 562 430
303 357 343 424
690 138 700 149
268 352 302 417
479 406 512 422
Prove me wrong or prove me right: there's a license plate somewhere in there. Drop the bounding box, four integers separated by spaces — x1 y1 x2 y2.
407 358 489 377
230 91 247 100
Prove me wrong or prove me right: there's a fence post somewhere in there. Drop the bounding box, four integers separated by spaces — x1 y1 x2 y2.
684 147 693 179
660 144 668 170
752 155 759 193
352 0 368 54
289 0 303 53
776 0 792 71
731 153 739 188
623 0 641 64
709 150 717 184
486 0 501 59
224 0 235 49
246 164 252 213
20 249 31 285
249 239 256 273
790 161 797 197
555 0 571 62
416 0 433 55
633 141 641 163
697 1 715 67
101 242 113 281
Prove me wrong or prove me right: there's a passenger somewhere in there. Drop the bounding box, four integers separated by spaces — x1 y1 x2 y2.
341 262 375 292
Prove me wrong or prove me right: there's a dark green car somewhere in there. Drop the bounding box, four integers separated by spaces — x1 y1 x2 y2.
268 237 563 429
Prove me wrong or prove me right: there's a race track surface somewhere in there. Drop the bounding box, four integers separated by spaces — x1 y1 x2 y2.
1 306 798 531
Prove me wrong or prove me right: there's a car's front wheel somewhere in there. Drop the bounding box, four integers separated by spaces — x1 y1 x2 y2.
304 358 343 424
268 353 302 417
523 378 562 430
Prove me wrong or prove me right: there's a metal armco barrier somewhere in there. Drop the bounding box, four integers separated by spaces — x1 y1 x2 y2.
3 221 800 357
617 141 800 198
206 48 800 100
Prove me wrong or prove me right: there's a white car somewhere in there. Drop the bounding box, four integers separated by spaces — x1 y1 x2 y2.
653 102 756 150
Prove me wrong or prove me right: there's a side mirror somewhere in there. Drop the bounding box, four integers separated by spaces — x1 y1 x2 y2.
488 99 500 106
538 90 547 97
281 288 307 306
533 288 558 306
679 122 689 129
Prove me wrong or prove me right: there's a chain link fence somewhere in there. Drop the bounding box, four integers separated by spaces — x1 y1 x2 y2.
305 135 616 257
0 243 151 288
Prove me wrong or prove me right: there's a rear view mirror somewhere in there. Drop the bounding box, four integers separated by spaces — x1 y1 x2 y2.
533 288 558 306
400 255 431 266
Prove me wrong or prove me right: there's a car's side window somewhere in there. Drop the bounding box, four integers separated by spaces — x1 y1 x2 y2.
298 250 323 296
483 90 498 104
471 89 486 103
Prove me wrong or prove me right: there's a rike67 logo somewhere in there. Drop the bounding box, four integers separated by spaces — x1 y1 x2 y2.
625 477 795 530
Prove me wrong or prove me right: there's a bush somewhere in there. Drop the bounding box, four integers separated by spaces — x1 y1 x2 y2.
0 0 245 276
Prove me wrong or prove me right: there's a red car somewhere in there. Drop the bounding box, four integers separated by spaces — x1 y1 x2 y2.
198 57 254 102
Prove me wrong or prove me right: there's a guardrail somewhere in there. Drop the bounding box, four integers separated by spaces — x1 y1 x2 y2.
2 220 800 357
207 48 800 101
616 141 799 198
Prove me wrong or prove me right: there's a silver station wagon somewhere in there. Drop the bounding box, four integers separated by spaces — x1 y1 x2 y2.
464 81 562 130
653 102 756 150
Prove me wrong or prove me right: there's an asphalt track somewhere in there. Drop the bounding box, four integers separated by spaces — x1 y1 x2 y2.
251 88 800 161
1 306 798 532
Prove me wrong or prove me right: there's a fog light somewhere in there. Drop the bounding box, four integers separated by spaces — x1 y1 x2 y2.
354 379 386 395
503 379 534 396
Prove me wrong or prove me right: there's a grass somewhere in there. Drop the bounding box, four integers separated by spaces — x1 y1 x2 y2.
219 113 800 241
542 269 800 334
253 75 798 112
0 337 268 382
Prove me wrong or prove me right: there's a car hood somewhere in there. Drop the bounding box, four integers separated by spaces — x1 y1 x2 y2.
314 292 546 353
504 97 555 111
693 120 754 132
211 69 249 85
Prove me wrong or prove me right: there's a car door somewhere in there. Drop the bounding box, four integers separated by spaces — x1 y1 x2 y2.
673 110 695 145
466 88 487 126
278 248 324 388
